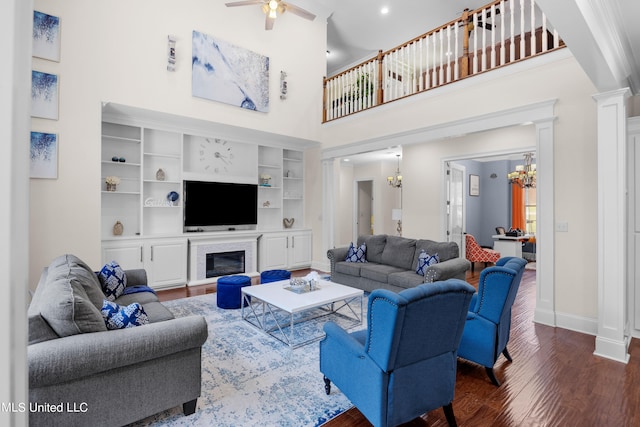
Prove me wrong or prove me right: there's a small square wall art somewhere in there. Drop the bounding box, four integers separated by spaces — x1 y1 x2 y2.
33 11 61 62
192 30 269 112
31 70 59 120
30 131 58 179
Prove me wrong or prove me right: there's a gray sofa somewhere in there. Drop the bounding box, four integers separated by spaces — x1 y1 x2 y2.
28 254 208 427
327 234 471 293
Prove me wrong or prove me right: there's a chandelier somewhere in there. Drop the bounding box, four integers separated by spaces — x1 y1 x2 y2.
508 152 536 188
387 154 402 188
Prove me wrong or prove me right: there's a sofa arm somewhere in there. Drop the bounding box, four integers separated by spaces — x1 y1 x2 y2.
124 268 148 287
29 315 208 388
327 246 350 275
424 258 471 283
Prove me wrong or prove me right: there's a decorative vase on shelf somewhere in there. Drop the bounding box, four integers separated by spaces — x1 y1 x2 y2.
156 168 166 181
106 183 117 192
113 221 124 236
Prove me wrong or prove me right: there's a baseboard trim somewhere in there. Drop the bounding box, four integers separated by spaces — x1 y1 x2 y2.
594 335 631 363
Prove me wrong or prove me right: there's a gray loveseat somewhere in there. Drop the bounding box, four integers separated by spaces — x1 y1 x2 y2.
327 234 470 293
28 254 208 427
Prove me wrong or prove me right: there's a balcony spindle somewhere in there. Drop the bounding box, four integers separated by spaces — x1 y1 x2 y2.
520 0 526 59
530 0 536 55
490 4 496 68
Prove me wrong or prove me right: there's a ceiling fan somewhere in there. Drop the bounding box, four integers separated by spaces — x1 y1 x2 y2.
225 0 316 31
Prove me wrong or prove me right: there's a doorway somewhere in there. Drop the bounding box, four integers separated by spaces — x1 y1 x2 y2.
355 180 373 242
446 162 466 257
445 150 537 258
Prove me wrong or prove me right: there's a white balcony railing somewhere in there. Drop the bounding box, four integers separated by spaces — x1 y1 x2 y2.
323 0 563 123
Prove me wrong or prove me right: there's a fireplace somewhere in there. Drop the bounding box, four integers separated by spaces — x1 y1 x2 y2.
206 250 245 278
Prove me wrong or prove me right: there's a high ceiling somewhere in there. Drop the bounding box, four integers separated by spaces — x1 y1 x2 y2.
324 0 490 76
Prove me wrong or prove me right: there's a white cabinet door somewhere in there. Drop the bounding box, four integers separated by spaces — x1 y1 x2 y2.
146 239 187 289
258 231 312 271
102 241 144 270
288 231 312 269
259 234 289 271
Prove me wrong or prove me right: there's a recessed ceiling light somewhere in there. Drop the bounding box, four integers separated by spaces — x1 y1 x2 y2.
381 7 389 15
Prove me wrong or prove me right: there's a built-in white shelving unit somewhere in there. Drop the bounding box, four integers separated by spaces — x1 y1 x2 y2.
100 104 311 287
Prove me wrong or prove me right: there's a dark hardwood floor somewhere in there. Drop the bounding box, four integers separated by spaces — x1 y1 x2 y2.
156 265 640 427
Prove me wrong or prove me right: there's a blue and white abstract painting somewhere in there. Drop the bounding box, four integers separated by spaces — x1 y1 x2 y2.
33 11 61 62
31 70 59 120
192 30 269 112
30 132 58 179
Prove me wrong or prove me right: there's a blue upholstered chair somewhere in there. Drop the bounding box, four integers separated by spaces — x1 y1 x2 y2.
457 256 527 386
320 279 476 427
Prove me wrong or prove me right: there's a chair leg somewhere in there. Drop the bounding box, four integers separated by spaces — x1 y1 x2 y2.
183 399 197 416
502 347 513 362
323 376 331 395
470 262 475 273
485 367 501 387
442 403 458 427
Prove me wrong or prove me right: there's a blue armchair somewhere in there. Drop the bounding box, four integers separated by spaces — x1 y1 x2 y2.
319 279 476 427
457 256 527 386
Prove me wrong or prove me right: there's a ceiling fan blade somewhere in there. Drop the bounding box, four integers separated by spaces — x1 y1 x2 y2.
225 0 264 7
265 14 275 30
283 2 316 21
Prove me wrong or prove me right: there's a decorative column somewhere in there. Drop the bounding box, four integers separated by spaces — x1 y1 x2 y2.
533 117 556 327
321 158 336 272
593 88 631 363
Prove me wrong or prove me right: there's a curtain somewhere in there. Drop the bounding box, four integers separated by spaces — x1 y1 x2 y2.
511 184 526 230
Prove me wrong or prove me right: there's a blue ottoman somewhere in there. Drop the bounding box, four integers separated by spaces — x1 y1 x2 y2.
260 269 291 284
216 275 251 309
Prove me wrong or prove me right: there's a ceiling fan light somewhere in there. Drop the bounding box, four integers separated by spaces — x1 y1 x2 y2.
268 0 278 11
269 9 277 18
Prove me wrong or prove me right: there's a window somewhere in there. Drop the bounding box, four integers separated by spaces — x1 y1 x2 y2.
525 188 536 234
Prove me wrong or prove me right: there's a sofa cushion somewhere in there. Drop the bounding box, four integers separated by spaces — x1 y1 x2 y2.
335 261 363 277
381 236 417 270
416 250 440 276
360 263 407 284
98 261 127 301
412 240 459 270
345 242 367 263
101 300 149 329
115 291 160 306
388 270 428 289
358 234 386 264
35 254 108 337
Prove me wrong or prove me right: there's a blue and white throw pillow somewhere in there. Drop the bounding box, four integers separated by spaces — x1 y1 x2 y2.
98 261 127 301
101 300 149 330
345 242 367 263
416 250 439 276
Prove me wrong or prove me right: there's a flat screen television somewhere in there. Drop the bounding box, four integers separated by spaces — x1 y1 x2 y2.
183 180 258 232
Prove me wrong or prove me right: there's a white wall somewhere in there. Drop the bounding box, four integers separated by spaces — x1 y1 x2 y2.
29 0 327 285
319 52 600 321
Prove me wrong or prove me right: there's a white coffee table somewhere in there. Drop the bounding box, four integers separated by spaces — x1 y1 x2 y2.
241 279 363 348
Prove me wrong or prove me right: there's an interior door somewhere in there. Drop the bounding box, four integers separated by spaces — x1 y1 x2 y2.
447 162 466 257
355 180 373 240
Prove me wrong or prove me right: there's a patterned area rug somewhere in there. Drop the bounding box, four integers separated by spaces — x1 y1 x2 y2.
129 293 366 427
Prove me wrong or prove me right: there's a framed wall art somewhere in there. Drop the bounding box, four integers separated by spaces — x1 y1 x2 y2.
30 131 58 179
469 174 480 196
33 11 61 62
31 70 59 120
192 30 269 112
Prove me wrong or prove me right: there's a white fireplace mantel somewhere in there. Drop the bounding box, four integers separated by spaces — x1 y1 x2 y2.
187 231 262 286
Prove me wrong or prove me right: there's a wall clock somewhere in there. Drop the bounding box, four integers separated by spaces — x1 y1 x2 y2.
199 138 234 174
